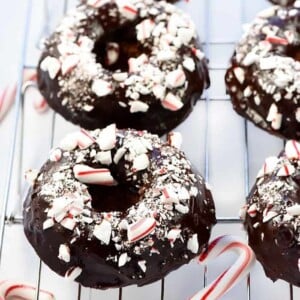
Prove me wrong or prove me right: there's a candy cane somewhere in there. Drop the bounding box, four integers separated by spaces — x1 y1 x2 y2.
0 69 46 123
0 280 55 300
190 235 255 300
0 83 17 122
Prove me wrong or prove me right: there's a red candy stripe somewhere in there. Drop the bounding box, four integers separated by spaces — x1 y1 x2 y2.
0 280 55 300
127 218 156 242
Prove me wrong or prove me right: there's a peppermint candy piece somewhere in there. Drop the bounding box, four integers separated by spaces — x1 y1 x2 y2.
93 219 112 245
129 100 149 113
286 204 300 216
183 57 196 72
118 253 128 267
87 0 110 8
65 266 82 281
61 55 79 75
117 1 138 20
266 36 289 46
128 54 148 73
0 280 55 300
132 153 149 171
95 151 112 165
256 156 279 178
127 218 156 242
40 56 61 79
161 93 183 111
77 129 96 149
153 84 165 100
136 19 155 41
161 185 179 204
187 233 199 254
91 79 113 97
58 244 71 263
167 229 181 243
285 140 300 160
73 164 117 186
277 164 295 176
190 235 255 300
233 67 245 84
49 148 62 162
61 217 76 231
112 72 128 82
97 124 117 151
166 69 186 88
43 218 55 230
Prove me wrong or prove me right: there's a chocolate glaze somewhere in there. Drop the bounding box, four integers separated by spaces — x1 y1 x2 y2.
242 142 300 286
225 4 300 141
269 0 296 6
37 1 209 136
23 127 216 289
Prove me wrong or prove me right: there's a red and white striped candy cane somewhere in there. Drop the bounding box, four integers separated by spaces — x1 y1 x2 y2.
0 69 47 123
0 83 17 122
0 280 55 300
189 235 255 300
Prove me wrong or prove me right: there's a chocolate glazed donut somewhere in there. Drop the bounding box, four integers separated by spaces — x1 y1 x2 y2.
225 4 300 140
23 125 216 289
37 0 209 136
241 140 300 286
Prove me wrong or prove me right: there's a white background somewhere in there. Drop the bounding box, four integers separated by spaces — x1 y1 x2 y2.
0 0 298 299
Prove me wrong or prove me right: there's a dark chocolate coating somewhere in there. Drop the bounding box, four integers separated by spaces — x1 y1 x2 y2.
225 5 300 141
37 1 209 136
243 144 300 286
23 128 216 289
269 0 296 6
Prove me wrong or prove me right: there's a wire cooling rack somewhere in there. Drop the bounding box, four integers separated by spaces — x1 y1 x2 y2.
0 0 299 299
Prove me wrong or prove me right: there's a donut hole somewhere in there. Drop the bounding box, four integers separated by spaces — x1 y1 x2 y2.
88 184 140 213
286 45 300 62
93 23 146 72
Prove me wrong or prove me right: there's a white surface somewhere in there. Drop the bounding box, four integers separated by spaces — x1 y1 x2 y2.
0 0 299 299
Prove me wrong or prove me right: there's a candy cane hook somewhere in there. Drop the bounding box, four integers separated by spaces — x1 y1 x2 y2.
0 280 55 300
190 235 255 300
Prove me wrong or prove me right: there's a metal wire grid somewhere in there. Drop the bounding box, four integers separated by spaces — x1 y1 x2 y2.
0 0 296 299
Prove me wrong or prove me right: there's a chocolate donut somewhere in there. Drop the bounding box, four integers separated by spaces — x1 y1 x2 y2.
225 4 300 140
37 0 209 135
241 140 300 286
23 125 216 289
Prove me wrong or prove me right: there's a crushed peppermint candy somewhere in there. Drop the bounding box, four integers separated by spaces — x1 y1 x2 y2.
39 0 208 122
26 125 215 282
58 244 71 262
226 3 300 139
187 234 199 254
65 266 82 281
244 140 300 279
93 219 112 245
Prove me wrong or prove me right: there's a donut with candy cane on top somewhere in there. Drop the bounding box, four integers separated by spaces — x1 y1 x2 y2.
241 140 300 286
225 3 300 140
23 125 216 289
37 0 209 136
